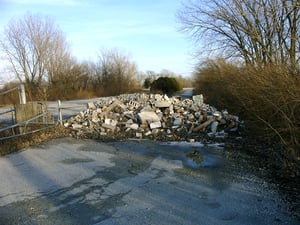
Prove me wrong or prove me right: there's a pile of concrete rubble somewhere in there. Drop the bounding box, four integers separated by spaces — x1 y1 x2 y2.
64 93 239 141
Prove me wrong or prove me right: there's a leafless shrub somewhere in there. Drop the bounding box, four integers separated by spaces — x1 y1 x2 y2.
194 60 300 159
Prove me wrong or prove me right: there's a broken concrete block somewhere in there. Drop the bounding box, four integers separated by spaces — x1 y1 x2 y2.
101 100 126 117
127 101 140 109
173 118 182 126
145 131 152 136
92 111 100 123
136 132 143 138
169 104 174 114
63 122 70 127
138 111 160 124
192 95 204 106
130 123 139 130
155 100 171 108
102 119 117 131
210 121 219 134
149 121 161 129
72 123 83 129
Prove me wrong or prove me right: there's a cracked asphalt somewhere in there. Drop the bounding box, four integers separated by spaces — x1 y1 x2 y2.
0 137 298 225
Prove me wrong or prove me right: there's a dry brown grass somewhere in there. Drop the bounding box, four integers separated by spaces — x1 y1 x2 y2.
194 60 300 159
0 82 20 105
0 126 71 156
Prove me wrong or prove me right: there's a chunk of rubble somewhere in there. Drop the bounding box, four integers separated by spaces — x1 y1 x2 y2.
155 100 171 108
149 121 161 129
64 93 240 141
87 102 96 110
192 94 204 106
138 111 160 124
129 123 139 130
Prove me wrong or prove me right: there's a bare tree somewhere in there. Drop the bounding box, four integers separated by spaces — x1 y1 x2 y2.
178 0 300 74
0 12 71 98
95 49 140 96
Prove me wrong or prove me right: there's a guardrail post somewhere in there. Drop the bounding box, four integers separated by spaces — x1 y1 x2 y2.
18 84 26 104
57 100 63 125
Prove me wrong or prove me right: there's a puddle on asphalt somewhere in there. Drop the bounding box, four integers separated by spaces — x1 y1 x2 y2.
185 150 204 168
160 142 223 170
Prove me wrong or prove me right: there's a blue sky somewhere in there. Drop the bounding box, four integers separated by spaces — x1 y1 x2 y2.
0 0 195 78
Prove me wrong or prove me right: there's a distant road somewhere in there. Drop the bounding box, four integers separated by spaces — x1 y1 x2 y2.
178 88 194 99
47 98 99 120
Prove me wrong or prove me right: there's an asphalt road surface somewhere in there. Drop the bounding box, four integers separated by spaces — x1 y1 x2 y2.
0 138 298 225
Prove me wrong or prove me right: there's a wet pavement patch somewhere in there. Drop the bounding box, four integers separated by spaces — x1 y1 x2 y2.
60 158 94 164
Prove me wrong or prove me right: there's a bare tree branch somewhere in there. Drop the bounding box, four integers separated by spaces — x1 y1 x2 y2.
0 12 72 98
178 0 300 73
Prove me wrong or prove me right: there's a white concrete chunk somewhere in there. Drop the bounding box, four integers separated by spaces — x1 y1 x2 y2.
145 131 152 136
92 111 100 123
72 124 83 129
192 95 204 106
155 100 171 108
138 111 160 124
130 123 139 130
136 133 143 138
150 121 161 129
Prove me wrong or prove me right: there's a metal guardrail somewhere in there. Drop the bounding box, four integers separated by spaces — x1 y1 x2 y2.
0 85 56 141
1 84 88 140
0 87 18 131
0 85 26 104
0 112 55 141
0 108 14 116
0 86 19 96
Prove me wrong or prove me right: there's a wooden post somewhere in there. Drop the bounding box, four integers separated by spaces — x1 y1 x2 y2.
18 84 26 104
57 100 63 125
14 102 43 133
